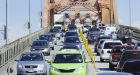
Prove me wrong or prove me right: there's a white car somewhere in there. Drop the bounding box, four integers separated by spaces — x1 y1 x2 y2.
104 26 117 36
99 39 123 62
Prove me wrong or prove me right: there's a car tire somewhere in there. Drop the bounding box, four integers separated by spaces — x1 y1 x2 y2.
58 37 60 40
52 47 54 50
55 42 57 45
109 62 114 70
96 52 100 56
100 57 104 62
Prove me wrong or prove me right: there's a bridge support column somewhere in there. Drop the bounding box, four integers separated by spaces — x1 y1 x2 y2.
101 0 118 25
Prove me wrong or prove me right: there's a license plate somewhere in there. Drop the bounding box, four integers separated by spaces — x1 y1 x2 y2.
28 69 34 73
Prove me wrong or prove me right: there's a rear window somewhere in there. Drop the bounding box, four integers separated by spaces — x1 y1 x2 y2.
123 51 140 61
32 41 48 46
104 42 122 49
113 46 133 53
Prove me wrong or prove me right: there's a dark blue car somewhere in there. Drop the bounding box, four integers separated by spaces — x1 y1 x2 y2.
63 36 82 49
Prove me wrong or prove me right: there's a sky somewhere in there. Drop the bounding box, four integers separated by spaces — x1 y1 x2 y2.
0 0 140 46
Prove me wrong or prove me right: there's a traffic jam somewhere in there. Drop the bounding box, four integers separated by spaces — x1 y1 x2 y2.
15 20 140 75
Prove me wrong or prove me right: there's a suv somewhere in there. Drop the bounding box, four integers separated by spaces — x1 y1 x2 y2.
49 49 89 75
117 50 140 74
99 40 123 62
109 45 135 70
16 51 47 75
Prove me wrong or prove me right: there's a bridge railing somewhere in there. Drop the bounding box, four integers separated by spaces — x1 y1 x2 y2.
0 27 50 68
119 25 140 40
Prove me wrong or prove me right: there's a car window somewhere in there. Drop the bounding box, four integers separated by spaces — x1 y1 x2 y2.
61 46 79 50
104 42 122 49
65 32 78 36
39 35 52 40
113 46 133 53
122 52 140 61
54 54 83 63
20 53 43 61
32 41 48 46
137 43 140 46
65 37 80 43
54 27 61 29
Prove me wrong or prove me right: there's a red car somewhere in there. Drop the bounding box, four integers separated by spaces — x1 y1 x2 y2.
109 45 135 70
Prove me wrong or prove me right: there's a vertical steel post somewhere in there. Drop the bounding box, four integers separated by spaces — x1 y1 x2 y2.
28 0 31 34
129 0 132 27
5 0 8 45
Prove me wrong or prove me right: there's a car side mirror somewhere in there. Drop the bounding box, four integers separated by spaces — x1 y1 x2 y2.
61 41 64 43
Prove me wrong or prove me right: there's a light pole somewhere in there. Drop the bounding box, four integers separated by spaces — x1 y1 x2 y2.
40 0 43 28
129 0 132 27
28 0 31 34
5 0 8 45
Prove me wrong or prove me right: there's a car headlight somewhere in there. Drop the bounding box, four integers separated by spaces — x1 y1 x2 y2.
31 48 35 50
17 63 23 68
75 66 84 72
42 48 49 52
39 64 44 68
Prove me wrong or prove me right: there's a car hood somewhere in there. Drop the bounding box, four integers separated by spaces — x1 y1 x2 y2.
19 61 45 65
51 63 86 69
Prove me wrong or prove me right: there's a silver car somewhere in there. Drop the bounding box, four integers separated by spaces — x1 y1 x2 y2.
31 40 51 55
16 51 47 75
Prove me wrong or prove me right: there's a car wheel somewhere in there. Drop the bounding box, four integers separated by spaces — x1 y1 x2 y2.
100 57 104 62
58 37 60 40
96 52 100 56
55 42 57 45
109 62 114 70
52 47 54 50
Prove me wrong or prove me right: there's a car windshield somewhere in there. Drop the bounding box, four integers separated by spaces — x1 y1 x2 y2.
104 42 122 49
20 53 43 61
54 54 83 63
39 35 52 40
89 28 100 32
84 25 91 29
32 41 48 46
65 37 80 43
113 46 133 53
65 32 78 36
54 27 61 29
50 29 59 33
123 51 140 61
69 26 76 30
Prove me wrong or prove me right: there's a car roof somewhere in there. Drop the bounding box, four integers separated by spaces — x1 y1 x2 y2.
22 51 42 55
34 40 48 42
113 45 134 47
97 72 133 75
103 39 122 42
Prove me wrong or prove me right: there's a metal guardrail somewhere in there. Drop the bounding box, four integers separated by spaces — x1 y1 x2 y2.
119 25 140 41
0 27 49 68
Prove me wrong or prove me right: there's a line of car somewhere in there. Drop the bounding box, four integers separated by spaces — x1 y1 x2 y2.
15 24 91 75
83 23 140 75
